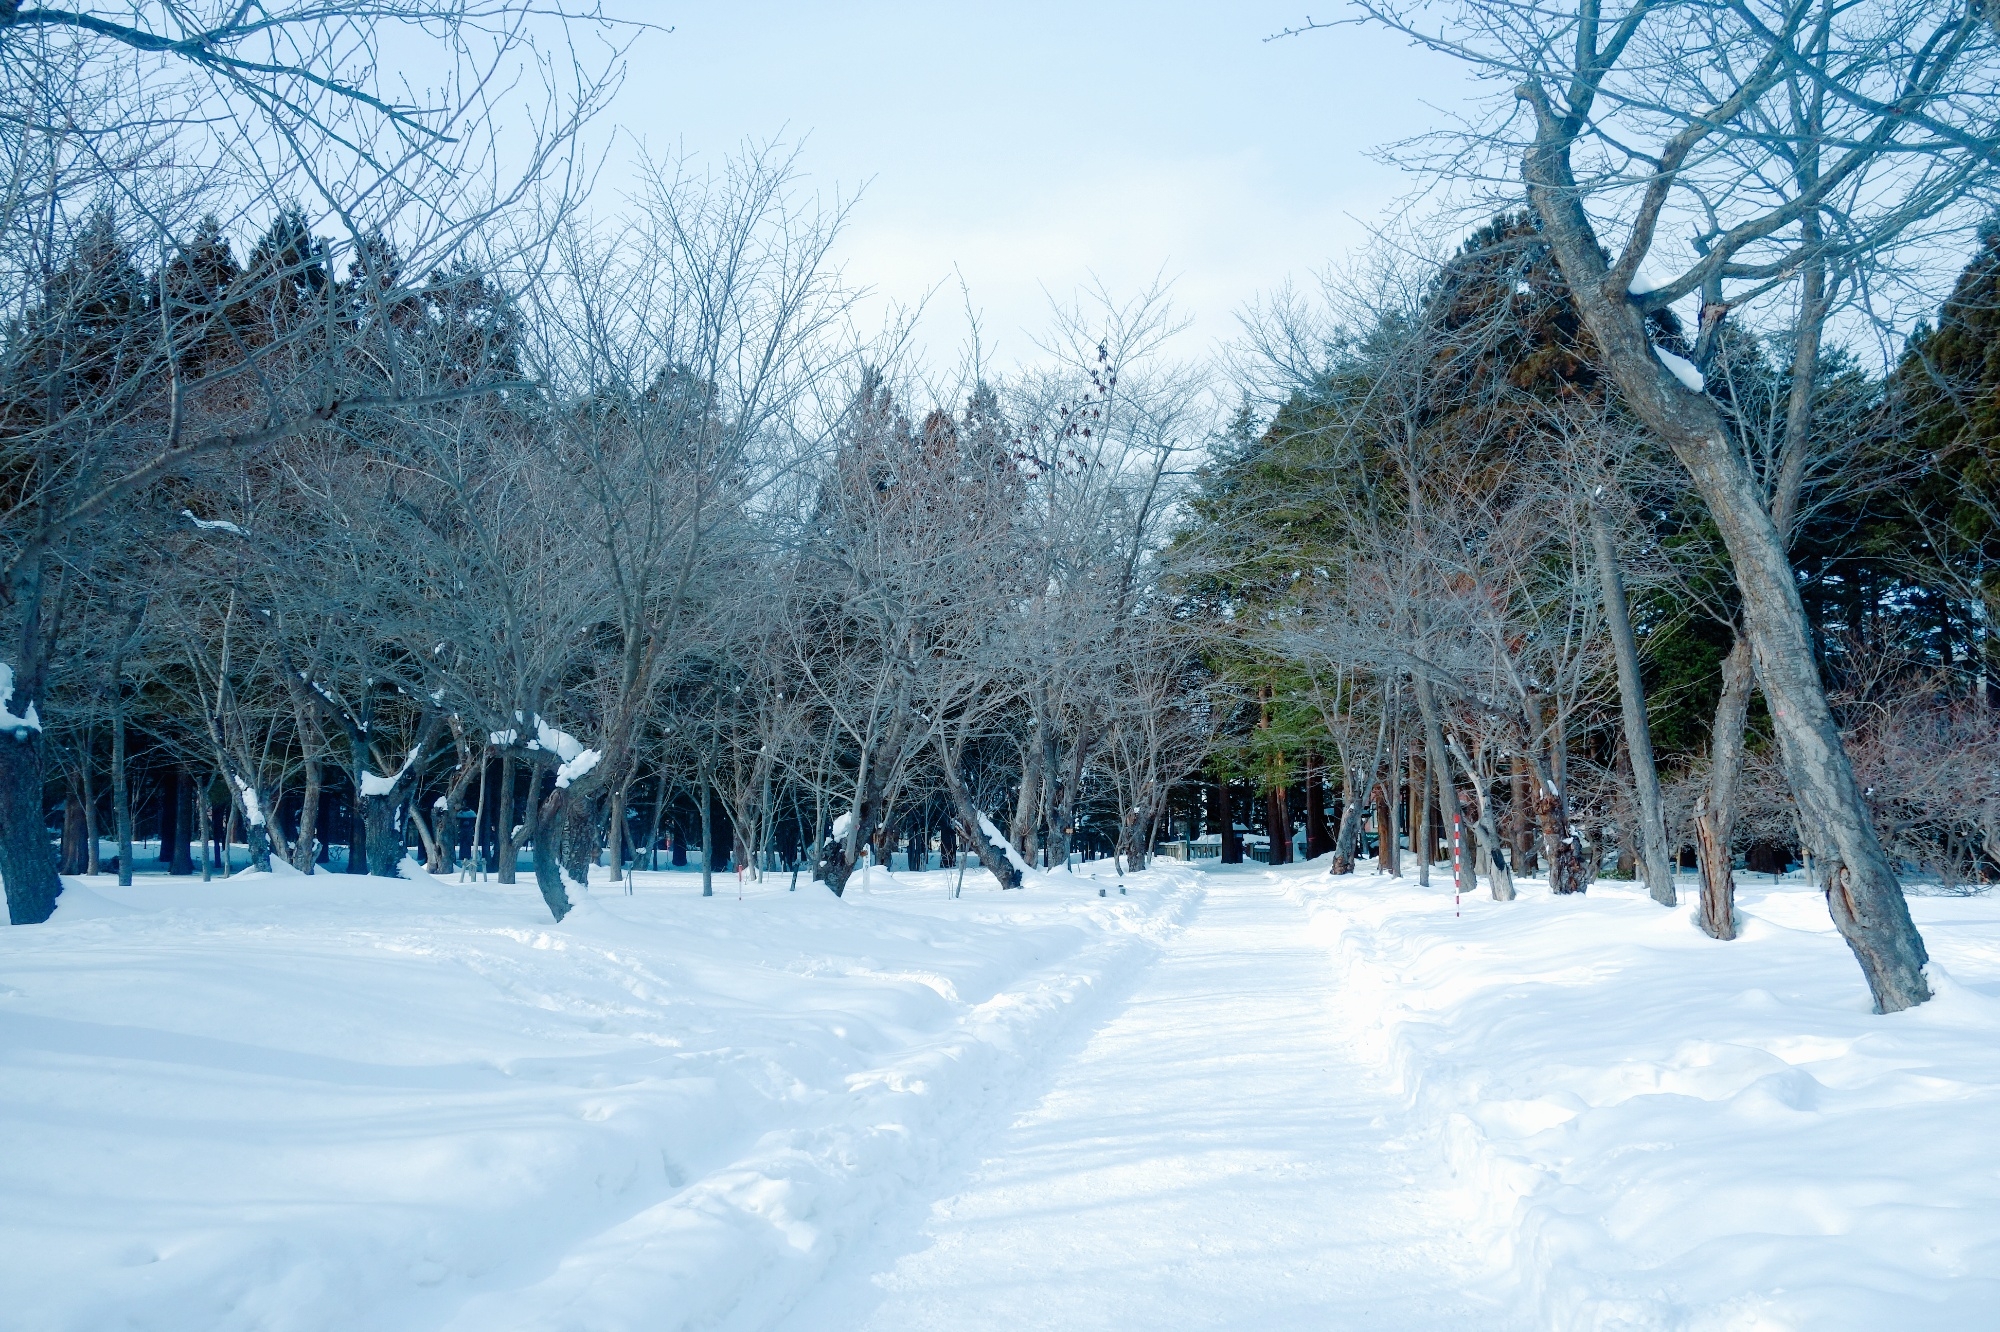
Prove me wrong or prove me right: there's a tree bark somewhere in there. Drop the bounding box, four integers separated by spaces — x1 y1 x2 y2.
294 743 321 875
1528 745 1586 895
1696 637 1756 941
1305 751 1334 859
1444 731 1515 901
1589 506 1675 906
112 698 133 886
1412 672 1461 893
699 764 713 898
1266 773 1292 866
1522 95 1929 1010
1011 710 1044 860
1408 736 1428 885
935 733 1022 891
495 752 520 883
82 748 100 876
0 759 41 921
172 769 195 875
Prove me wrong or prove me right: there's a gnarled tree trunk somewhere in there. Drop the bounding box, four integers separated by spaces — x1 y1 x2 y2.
1523 97 1929 1011
1696 638 1756 941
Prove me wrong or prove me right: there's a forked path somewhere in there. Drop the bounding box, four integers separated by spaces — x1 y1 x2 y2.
776 868 1522 1331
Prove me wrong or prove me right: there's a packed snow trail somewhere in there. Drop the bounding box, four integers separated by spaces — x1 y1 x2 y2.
777 867 1521 1330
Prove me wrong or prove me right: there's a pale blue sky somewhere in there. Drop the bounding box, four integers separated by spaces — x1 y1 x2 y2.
591 3 1476 369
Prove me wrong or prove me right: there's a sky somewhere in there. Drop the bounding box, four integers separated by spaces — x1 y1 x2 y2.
585 2 1480 374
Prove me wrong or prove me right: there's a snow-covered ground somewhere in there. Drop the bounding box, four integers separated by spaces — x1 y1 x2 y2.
0 858 1196 1331
774 867 1521 1329
6 855 1999 1329
1292 862 2000 1330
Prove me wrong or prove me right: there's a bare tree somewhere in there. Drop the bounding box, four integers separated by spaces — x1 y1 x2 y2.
0 0 618 922
1342 0 2000 1009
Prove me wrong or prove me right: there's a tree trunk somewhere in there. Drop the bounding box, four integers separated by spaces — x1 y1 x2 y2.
497 754 528 884
198 778 213 882
1509 754 1534 873
1305 752 1334 859
1332 769 1362 875
1530 749 1586 895
1407 737 1427 885
559 794 601 890
0 732 58 920
1374 777 1399 876
1048 726 1090 869
173 770 196 875
1696 637 1756 941
699 765 713 898
1523 109 1929 1010
1444 732 1515 901
234 782 272 874
527 787 574 922
1011 712 1044 860
112 701 133 886
294 747 321 874
82 748 101 876
1412 672 1462 893
61 789 87 876
645 772 667 872
347 767 369 876
1266 774 1292 866
936 734 1022 891
1590 506 1675 906
363 793 406 877
7 728 64 912
605 781 626 876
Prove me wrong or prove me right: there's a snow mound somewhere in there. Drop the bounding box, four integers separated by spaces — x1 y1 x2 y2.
1288 867 2000 1325
0 861 1200 1330
47 880 142 921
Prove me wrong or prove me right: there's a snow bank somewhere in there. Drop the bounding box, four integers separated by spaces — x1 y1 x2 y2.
0 860 1198 1331
1289 866 2000 1327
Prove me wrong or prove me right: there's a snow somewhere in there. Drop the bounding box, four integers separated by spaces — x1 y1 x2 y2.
1288 862 2000 1327
779 869 1514 1329
1655 345 1707 392
0 661 40 735
181 509 249 537
0 860 1199 1331
232 777 265 827
830 811 854 841
975 811 1033 877
359 748 419 797
553 747 600 789
532 717 584 761
11 855 2000 1327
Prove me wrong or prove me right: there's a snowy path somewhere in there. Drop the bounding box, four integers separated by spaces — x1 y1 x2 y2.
778 867 1520 1330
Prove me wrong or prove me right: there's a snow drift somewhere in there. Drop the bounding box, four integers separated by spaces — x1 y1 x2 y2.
0 860 1198 1331
1291 865 2000 1328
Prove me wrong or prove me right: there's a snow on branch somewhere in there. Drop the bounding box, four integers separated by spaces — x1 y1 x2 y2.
0 663 41 737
